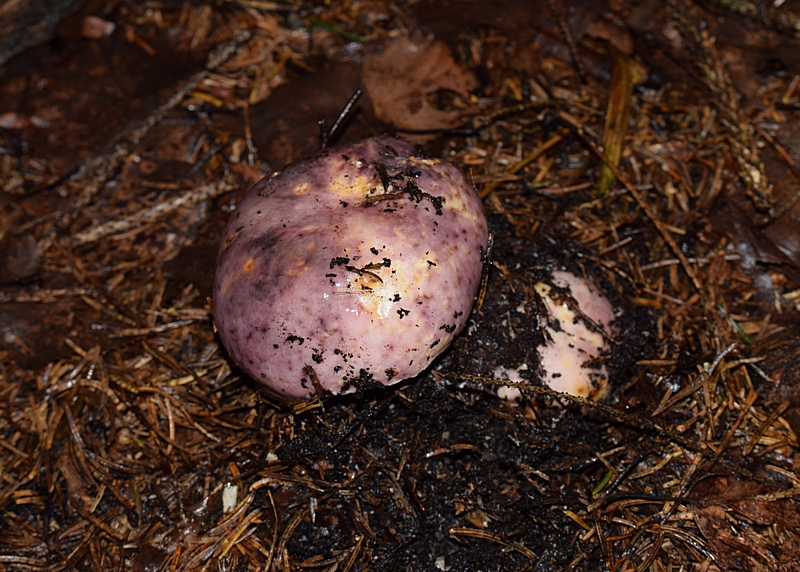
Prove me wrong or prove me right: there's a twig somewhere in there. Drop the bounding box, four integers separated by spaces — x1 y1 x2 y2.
55 31 252 230
72 176 237 246
320 88 363 149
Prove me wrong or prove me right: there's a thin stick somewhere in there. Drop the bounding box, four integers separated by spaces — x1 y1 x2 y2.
321 88 363 149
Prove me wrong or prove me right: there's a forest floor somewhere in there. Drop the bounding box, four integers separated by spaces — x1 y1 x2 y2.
2 0 800 570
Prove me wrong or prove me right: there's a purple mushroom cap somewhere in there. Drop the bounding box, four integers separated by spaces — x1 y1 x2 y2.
213 136 489 400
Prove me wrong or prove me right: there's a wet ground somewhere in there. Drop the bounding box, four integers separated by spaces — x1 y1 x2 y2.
2 0 800 570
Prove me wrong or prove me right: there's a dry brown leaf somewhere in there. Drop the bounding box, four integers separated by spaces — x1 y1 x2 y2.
695 505 777 570
362 35 477 137
692 476 800 571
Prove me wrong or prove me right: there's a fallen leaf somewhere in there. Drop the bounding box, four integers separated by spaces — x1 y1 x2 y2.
693 476 799 571
362 35 477 137
695 505 776 570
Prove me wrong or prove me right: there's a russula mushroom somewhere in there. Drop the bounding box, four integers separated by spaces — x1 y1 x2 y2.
534 270 615 400
213 136 489 400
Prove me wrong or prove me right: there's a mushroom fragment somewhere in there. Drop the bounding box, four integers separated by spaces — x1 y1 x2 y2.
534 270 615 400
